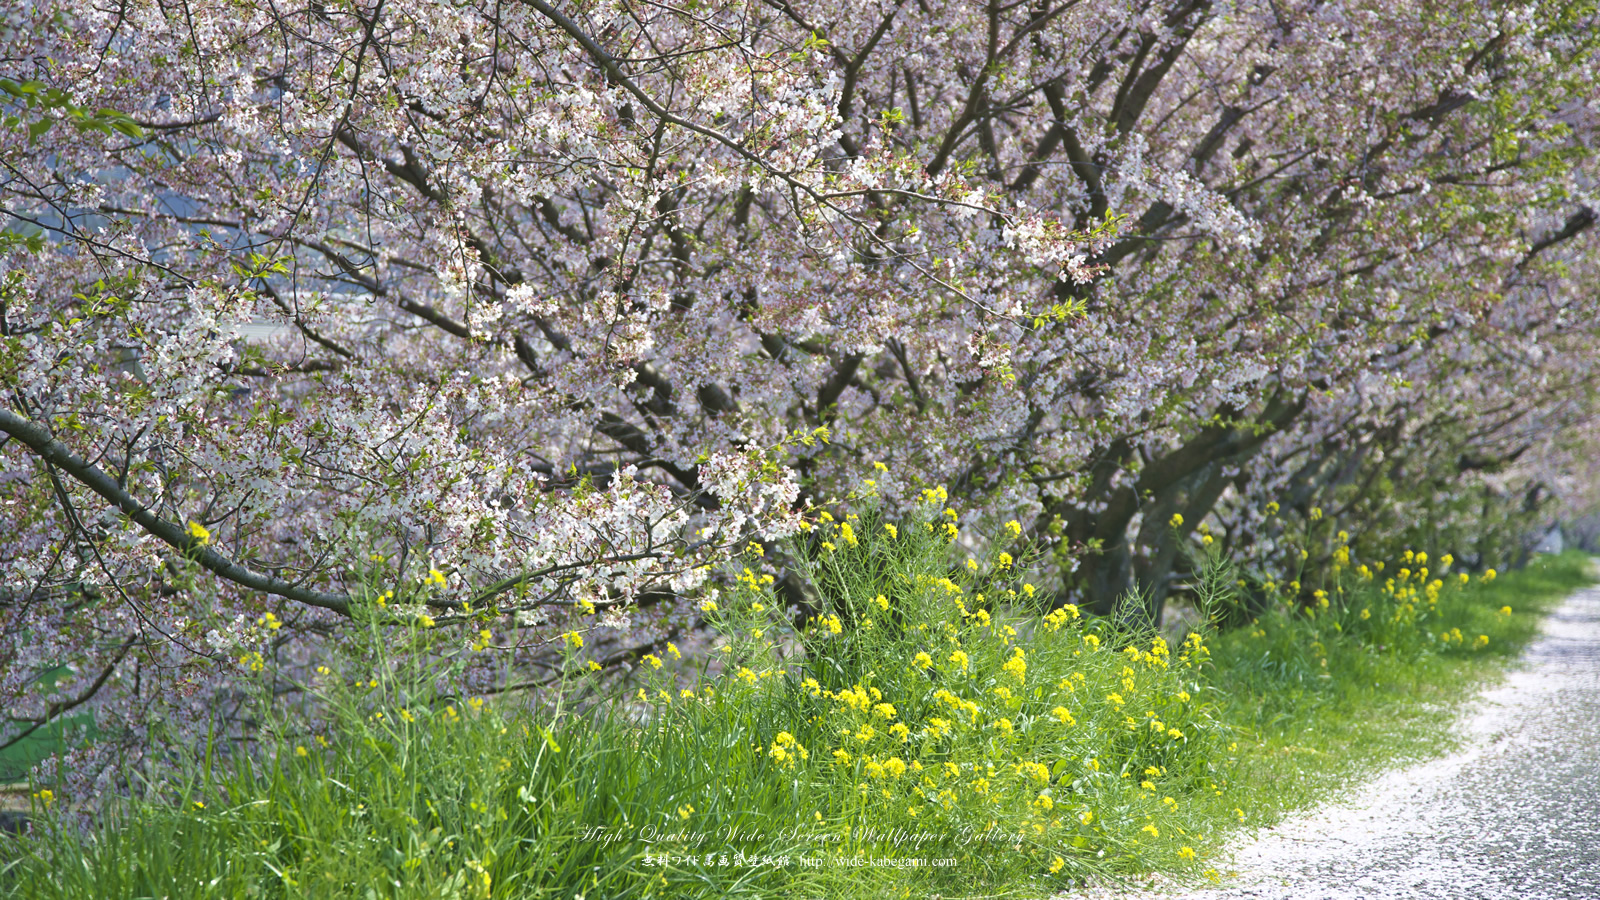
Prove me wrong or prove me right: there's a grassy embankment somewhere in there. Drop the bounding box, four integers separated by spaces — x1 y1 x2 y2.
1 491 1589 899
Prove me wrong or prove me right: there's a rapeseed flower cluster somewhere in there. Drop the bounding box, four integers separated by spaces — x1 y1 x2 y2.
631 490 1221 879
1216 503 1513 669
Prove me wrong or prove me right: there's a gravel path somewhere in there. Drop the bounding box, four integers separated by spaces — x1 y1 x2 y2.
1133 583 1600 900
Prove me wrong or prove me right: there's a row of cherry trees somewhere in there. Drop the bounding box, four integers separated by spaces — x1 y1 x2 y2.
2 0 1597 789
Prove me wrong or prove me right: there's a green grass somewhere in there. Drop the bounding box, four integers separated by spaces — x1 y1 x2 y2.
1 493 1589 900
0 663 97 784
1192 551 1589 841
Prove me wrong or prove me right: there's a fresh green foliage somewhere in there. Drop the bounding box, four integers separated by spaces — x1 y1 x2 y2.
1194 550 1590 839
0 79 144 141
2 501 1588 899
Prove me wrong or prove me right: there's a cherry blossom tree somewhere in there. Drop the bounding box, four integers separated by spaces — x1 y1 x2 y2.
2 0 1597 787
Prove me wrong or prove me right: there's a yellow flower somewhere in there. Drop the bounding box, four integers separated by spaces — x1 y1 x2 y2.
417 615 435 628
948 649 970 671
1179 846 1196 860
1001 649 1027 683
1051 706 1075 726
1049 855 1065 874
699 599 718 613
186 520 211 545
873 594 889 610
1500 606 1512 616
678 803 694 819
883 523 897 539
563 631 583 649
913 651 933 669
1142 824 1159 838
643 654 662 669
1169 513 1183 528
34 789 54 809
587 660 602 672
1483 568 1497 582
1083 634 1101 650
1309 506 1323 521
